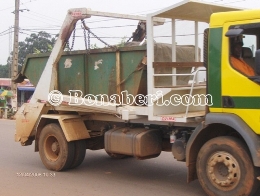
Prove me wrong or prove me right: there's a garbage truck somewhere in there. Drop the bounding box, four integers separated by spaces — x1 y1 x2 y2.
14 0 260 195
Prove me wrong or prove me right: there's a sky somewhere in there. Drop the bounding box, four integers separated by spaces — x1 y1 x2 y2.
1 0 260 66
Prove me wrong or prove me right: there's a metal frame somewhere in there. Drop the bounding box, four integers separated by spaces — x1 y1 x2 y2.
28 0 241 126
30 8 165 104
146 0 241 122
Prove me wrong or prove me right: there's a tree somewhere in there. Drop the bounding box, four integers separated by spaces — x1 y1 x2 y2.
17 31 57 66
117 36 127 47
0 64 11 78
90 43 99 49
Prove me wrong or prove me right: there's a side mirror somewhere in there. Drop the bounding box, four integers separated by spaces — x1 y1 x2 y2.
255 49 260 75
225 28 244 38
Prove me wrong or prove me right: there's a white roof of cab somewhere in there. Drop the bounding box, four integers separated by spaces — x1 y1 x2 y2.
149 0 243 23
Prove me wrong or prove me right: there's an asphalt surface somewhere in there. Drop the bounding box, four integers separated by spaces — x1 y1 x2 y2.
0 119 206 196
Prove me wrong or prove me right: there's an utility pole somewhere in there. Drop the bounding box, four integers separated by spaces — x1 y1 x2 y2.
9 26 13 78
11 0 20 111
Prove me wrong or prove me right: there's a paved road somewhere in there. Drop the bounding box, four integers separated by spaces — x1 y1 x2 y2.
0 119 206 196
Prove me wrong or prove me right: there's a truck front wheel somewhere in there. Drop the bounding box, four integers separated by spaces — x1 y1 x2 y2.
39 123 75 171
196 136 258 196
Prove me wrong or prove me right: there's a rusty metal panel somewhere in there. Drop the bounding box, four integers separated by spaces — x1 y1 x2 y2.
15 103 48 145
60 117 90 142
86 52 117 97
58 54 86 95
23 55 48 87
120 50 147 104
21 46 148 103
105 128 162 159
39 114 91 142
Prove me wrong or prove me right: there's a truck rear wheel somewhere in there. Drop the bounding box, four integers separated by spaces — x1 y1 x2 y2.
196 136 258 196
39 123 75 171
70 140 86 169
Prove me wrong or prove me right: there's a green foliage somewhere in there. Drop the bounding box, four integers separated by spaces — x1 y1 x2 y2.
90 43 99 49
0 64 11 78
17 31 57 65
117 36 127 47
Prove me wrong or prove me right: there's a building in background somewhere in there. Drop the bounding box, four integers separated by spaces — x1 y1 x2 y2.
0 78 35 108
17 79 35 106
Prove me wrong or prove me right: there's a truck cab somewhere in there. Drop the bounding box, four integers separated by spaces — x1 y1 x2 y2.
208 10 260 131
146 1 260 195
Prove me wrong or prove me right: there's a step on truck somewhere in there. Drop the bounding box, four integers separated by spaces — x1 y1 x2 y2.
14 0 260 195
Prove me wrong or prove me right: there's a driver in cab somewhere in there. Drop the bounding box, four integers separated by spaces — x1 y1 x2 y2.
230 38 255 76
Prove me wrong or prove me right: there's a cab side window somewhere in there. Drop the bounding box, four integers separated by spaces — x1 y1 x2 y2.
226 23 260 77
242 35 256 69
229 36 255 76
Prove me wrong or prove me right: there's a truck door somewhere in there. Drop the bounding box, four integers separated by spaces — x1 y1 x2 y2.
222 22 260 134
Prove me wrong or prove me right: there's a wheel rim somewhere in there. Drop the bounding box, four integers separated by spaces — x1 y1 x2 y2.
207 151 241 191
44 135 60 161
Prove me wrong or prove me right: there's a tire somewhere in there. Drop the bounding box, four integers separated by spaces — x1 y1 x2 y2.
39 123 75 171
70 140 86 169
106 151 127 159
196 136 259 196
